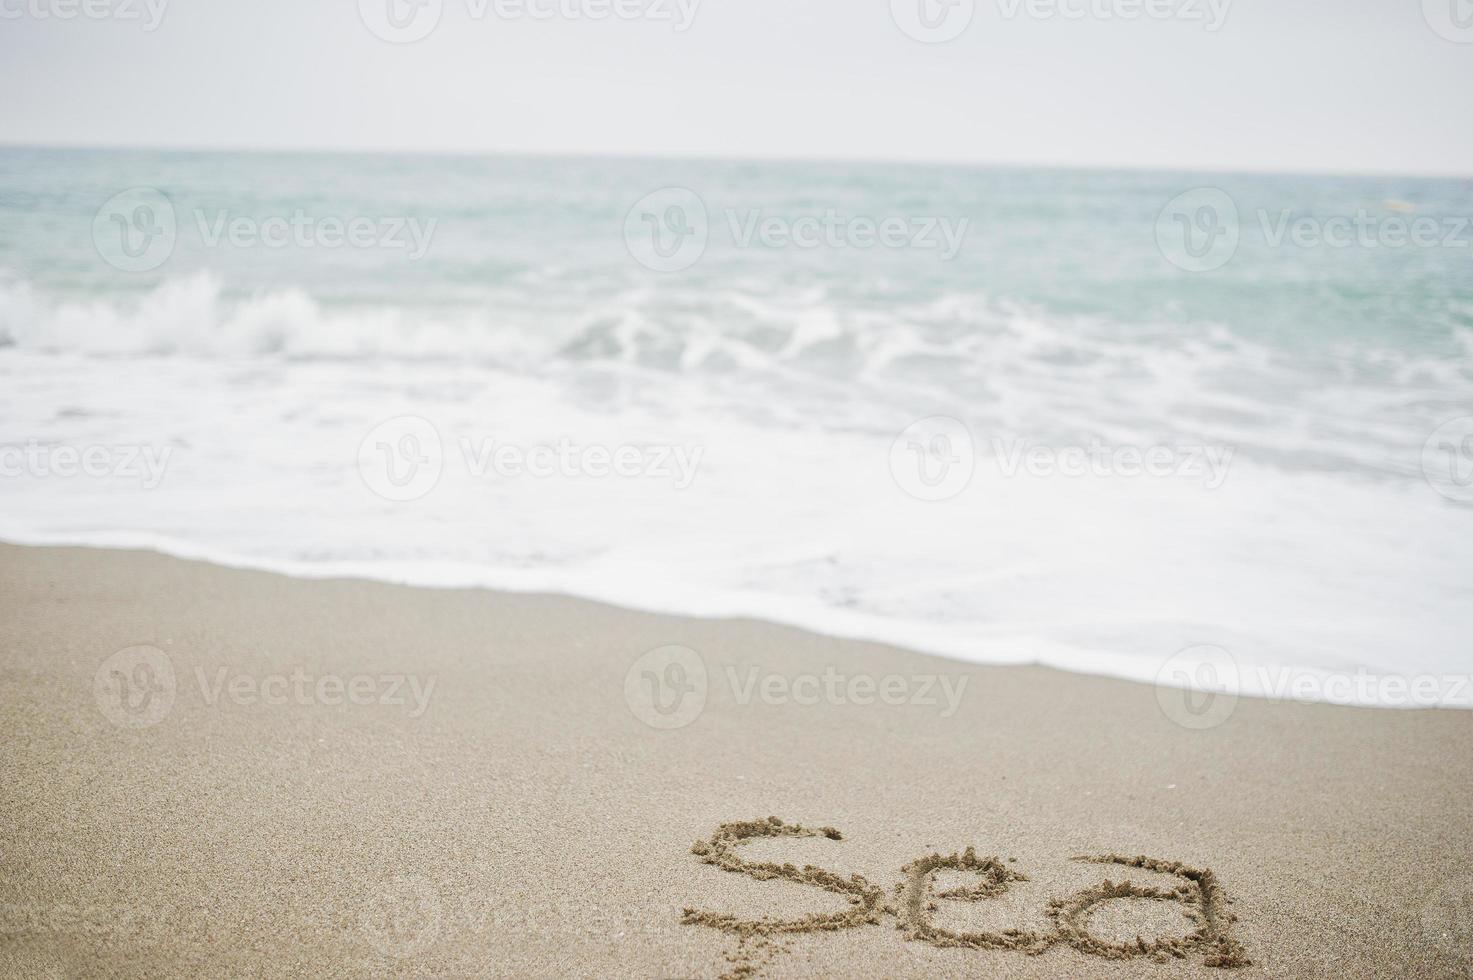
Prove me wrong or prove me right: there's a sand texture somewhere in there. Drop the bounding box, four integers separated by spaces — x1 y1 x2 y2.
2 543 1471 978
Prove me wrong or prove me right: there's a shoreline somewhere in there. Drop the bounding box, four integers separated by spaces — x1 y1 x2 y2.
2 541 1472 978
1 530 1466 711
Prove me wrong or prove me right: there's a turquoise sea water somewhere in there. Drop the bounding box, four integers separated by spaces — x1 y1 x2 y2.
1 147 1470 701
5 150 1473 349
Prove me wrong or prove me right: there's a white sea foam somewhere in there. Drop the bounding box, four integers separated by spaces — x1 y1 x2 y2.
6 153 1472 706
1 297 1469 707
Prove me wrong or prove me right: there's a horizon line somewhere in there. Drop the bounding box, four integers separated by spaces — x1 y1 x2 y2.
2 139 1470 182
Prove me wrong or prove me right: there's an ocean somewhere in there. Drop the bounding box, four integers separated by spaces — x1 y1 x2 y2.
1 146 1470 705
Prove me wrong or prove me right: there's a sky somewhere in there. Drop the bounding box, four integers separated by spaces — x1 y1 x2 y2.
1 0 1471 175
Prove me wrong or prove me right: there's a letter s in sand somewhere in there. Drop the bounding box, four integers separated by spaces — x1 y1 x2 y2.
680 817 884 935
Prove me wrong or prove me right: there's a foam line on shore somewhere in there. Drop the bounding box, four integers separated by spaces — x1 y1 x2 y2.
3 526 1466 709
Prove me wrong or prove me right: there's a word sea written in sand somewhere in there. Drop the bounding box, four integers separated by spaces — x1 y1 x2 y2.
681 817 1250 977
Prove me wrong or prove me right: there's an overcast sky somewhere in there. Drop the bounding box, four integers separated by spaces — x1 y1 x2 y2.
2 0 1471 175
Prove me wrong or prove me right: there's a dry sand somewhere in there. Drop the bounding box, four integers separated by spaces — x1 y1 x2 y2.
1 542 1471 978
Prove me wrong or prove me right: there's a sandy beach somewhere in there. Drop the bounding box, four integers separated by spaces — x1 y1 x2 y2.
7 0 1472 976
1 541 1471 978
